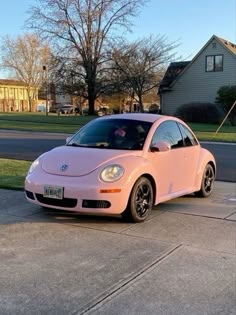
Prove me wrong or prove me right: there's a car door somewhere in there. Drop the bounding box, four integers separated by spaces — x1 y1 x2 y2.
177 122 200 189
147 120 187 199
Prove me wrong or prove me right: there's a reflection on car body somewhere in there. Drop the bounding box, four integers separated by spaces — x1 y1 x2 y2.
25 113 216 223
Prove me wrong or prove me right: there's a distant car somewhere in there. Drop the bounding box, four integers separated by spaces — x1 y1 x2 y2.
25 113 216 223
57 105 74 114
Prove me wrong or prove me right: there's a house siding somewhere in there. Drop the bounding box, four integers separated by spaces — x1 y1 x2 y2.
161 38 236 115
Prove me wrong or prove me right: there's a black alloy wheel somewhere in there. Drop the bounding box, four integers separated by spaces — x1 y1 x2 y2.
195 163 215 197
122 177 153 223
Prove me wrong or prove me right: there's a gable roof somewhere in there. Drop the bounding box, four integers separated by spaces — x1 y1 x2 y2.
217 36 236 55
159 61 190 91
159 35 236 92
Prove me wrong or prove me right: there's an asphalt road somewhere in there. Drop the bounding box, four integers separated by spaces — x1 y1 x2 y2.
0 130 235 182
202 142 236 182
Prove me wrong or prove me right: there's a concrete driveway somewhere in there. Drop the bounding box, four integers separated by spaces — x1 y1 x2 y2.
0 181 235 315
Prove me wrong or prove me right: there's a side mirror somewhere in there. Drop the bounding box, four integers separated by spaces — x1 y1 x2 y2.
150 141 171 152
66 136 72 144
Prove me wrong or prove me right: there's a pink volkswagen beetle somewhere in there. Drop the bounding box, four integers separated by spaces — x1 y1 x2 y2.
25 113 216 222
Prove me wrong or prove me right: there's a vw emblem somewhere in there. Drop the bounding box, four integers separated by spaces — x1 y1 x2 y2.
60 164 68 172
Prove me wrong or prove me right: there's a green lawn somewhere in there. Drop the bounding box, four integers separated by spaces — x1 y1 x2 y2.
0 112 236 142
0 112 95 133
0 159 31 190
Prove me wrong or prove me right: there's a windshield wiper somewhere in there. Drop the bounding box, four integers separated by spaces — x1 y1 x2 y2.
67 143 110 148
66 143 83 147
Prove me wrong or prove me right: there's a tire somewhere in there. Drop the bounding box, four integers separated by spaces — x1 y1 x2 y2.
195 163 215 197
122 177 153 223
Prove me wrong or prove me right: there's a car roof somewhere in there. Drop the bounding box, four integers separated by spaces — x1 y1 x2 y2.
97 113 164 123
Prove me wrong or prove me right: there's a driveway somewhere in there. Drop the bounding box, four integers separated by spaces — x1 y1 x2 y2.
0 181 235 315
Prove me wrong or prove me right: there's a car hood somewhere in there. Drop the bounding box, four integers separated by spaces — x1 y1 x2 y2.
41 146 142 176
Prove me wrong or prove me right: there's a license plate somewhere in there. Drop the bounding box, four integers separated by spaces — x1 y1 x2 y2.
44 186 63 199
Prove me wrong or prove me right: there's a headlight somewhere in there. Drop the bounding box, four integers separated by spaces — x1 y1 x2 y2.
28 159 40 174
100 165 124 182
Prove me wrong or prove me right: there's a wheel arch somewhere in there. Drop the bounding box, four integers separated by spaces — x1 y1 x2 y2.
208 160 216 177
138 173 157 205
195 158 216 191
122 173 156 222
195 146 216 189
195 161 215 197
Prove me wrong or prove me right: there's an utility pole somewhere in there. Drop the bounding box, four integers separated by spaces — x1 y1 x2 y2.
215 101 236 135
43 65 49 116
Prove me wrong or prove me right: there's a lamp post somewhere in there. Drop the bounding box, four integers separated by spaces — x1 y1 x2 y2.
43 65 49 116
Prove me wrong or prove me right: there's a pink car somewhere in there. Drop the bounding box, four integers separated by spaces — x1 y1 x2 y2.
25 113 216 222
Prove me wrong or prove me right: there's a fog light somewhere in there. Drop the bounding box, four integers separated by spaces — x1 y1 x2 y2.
82 200 111 208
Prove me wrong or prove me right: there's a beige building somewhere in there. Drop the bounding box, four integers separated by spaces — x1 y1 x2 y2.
0 79 38 112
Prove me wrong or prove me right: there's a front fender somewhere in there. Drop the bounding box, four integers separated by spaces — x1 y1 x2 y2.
111 155 156 201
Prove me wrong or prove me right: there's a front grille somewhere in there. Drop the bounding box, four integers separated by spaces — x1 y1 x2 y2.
82 200 111 209
35 194 77 208
25 190 35 200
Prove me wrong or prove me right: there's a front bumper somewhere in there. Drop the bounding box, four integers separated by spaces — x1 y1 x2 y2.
25 171 131 215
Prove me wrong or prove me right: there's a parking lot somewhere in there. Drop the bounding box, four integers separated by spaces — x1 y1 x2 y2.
0 181 236 315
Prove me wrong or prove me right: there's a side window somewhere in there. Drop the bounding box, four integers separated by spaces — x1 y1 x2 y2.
151 121 184 149
178 123 198 146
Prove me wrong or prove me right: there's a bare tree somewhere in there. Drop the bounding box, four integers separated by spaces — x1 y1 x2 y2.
50 56 86 98
0 33 51 111
26 0 148 114
111 35 178 112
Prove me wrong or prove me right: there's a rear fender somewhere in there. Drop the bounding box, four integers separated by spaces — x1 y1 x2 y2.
195 148 216 189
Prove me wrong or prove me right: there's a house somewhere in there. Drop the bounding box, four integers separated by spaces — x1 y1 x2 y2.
159 35 236 115
0 79 38 112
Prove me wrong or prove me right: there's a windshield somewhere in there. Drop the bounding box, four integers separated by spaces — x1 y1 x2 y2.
67 118 152 150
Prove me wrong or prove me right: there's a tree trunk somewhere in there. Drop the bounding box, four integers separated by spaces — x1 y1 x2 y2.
26 88 32 112
87 74 96 115
28 97 32 112
138 92 144 112
88 95 95 115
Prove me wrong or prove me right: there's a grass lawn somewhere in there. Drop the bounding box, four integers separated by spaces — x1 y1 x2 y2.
0 112 236 142
0 112 95 133
0 159 31 190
